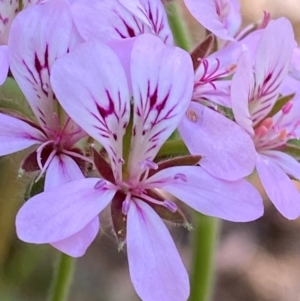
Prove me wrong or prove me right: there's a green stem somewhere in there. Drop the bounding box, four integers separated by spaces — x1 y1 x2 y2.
167 1 192 51
189 214 220 301
48 253 75 301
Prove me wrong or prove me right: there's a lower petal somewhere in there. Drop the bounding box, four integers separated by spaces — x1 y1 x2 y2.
256 155 300 219
127 199 189 301
51 217 100 257
179 102 256 180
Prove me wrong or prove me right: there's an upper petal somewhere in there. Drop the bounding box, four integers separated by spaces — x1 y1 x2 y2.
251 18 295 125
44 154 84 191
51 40 130 182
179 102 256 180
183 0 241 41
16 178 115 243
147 166 263 222
0 0 18 44
0 113 46 156
128 34 193 180
127 199 189 301
231 50 254 135
256 154 300 219
8 0 80 128
0 45 9 85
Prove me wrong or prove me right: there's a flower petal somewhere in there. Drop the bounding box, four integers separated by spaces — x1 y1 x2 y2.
127 199 189 301
8 0 80 128
16 178 115 243
0 113 45 156
71 0 150 42
51 217 99 257
148 166 263 222
128 34 193 179
0 0 18 44
259 150 300 181
44 154 84 191
231 50 254 135
251 18 295 125
179 102 256 180
256 154 300 219
51 40 130 182
184 0 241 41
0 45 9 85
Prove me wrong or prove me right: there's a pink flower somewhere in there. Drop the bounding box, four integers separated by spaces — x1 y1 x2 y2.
183 0 241 41
231 18 300 219
70 0 173 44
16 35 263 301
0 0 87 189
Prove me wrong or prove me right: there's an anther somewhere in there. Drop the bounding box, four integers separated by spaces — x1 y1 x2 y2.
279 128 288 140
260 117 273 129
174 173 188 182
282 101 293 114
139 159 158 170
255 126 268 137
94 179 107 190
163 200 178 213
186 109 198 122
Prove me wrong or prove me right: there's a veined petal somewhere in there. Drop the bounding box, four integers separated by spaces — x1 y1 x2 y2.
8 0 80 128
71 0 151 43
183 0 241 41
259 150 300 180
179 102 256 181
51 217 99 257
147 166 263 222
134 0 173 45
51 40 130 182
0 0 18 44
231 50 254 135
0 45 9 85
16 178 115 243
44 154 84 191
128 35 193 180
127 199 189 301
0 113 46 156
256 154 300 219
251 18 295 125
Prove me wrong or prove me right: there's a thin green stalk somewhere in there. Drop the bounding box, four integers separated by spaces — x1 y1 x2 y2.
48 253 75 301
167 1 192 51
189 214 220 301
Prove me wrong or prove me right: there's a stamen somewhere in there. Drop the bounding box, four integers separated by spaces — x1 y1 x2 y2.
94 179 107 190
139 159 158 170
260 117 273 129
36 140 54 170
186 109 198 122
282 101 293 114
163 200 178 213
35 149 57 182
118 158 125 164
174 173 188 182
279 128 288 140
122 193 131 215
62 149 94 164
255 126 268 137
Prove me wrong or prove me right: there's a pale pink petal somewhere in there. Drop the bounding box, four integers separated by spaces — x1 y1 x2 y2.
260 150 300 180
44 154 84 191
0 0 18 44
184 0 241 41
281 75 300 95
16 178 115 243
251 18 296 125
256 154 300 219
51 40 130 182
0 45 9 85
147 166 263 222
8 0 80 128
193 80 231 107
128 34 193 180
51 217 99 257
231 50 254 135
127 199 189 301
71 0 151 43
136 0 174 45
0 113 46 156
179 102 256 180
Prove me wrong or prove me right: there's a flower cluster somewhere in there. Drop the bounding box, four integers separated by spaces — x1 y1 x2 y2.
0 0 300 300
